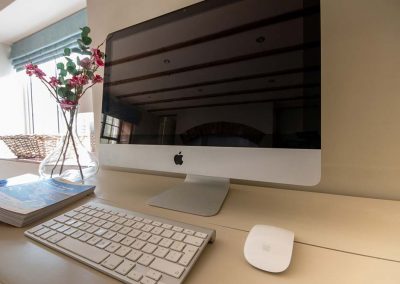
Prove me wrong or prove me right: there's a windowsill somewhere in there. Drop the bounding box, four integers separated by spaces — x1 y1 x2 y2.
0 157 42 164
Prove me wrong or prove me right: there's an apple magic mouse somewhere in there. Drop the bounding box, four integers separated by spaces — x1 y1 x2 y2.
244 224 294 273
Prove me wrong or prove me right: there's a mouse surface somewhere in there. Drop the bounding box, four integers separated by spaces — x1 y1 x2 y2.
244 225 294 273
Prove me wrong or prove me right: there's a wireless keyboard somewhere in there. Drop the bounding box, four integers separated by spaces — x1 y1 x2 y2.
25 201 215 284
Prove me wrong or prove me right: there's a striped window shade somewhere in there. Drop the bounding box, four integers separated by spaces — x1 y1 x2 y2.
10 9 87 71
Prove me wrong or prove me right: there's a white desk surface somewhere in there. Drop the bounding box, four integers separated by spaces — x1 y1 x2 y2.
1 169 399 284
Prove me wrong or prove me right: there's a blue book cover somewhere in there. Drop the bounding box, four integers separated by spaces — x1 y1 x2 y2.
0 176 95 215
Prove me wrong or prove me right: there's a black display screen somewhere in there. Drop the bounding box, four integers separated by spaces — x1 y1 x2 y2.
101 0 321 149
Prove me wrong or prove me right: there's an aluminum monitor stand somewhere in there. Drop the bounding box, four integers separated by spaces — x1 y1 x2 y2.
147 174 230 216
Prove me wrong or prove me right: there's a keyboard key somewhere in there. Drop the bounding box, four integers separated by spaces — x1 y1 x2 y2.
142 243 157 254
54 215 70 223
115 246 132 257
179 250 196 266
115 260 135 275
126 249 142 262
131 240 146 250
94 228 108 236
142 224 154 232
152 221 162 226
143 219 152 224
102 254 123 270
79 233 93 242
161 223 172 229
58 237 109 264
119 226 132 235
121 236 135 246
134 217 143 222
148 235 162 244
146 269 162 281
79 223 91 231
159 238 173 248
133 222 145 229
124 219 135 227
183 229 195 235
108 215 118 222
42 220 56 227
101 213 111 220
102 231 116 240
64 228 78 236
40 230 57 240
153 247 169 258
128 229 141 238
28 225 43 233
74 213 85 220
195 232 208 239
141 277 156 284
151 227 164 235
138 254 155 266
183 244 198 254
71 221 84 228
65 219 77 225
71 230 85 239
150 258 185 278
57 225 71 233
86 225 99 234
105 242 121 253
96 239 111 249
50 223 63 230
138 232 151 241
165 251 182 262
110 224 123 232
87 236 102 245
127 270 142 281
172 232 185 242
172 226 184 232
184 235 203 247
102 221 114 229
94 219 107 227
171 241 185 252
161 230 174 238
48 233 66 243
34 228 50 236
116 217 127 224
111 233 125 243
93 211 104 218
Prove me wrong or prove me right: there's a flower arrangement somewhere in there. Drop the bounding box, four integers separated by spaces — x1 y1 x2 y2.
25 26 104 181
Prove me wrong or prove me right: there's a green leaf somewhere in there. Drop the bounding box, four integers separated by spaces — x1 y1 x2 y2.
64 47 71 56
76 56 81 66
71 47 83 54
57 87 67 97
66 90 76 101
56 62 65 70
58 76 66 85
60 69 68 77
66 61 76 68
86 70 94 79
77 39 88 50
81 36 92 45
81 26 90 36
67 66 77 75
82 50 92 55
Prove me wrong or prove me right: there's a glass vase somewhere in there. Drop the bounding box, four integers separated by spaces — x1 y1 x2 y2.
39 104 99 182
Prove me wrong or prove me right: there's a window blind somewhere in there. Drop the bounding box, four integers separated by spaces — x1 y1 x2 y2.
10 9 87 71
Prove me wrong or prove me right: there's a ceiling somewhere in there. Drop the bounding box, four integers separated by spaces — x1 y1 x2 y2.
0 0 86 44
103 0 321 117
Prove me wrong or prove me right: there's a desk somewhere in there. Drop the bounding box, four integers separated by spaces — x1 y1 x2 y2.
0 168 399 284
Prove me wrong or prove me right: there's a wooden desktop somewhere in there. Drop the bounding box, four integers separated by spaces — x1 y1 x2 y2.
0 168 399 283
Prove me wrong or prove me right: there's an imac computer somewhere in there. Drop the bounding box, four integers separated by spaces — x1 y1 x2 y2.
100 0 321 216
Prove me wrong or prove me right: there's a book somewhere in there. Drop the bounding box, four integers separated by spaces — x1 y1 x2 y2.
0 174 95 227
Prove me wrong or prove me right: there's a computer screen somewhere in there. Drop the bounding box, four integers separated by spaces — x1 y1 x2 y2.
100 0 321 216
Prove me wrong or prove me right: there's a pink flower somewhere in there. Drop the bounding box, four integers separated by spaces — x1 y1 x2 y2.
69 75 89 87
25 63 46 79
79 58 92 69
92 74 103 83
91 48 104 67
59 99 77 110
49 76 60 87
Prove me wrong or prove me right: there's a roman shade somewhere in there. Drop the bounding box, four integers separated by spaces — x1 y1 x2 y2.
10 9 87 71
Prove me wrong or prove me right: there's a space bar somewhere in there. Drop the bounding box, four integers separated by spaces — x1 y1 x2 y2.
57 237 110 264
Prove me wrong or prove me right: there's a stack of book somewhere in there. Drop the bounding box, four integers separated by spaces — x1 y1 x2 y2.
0 174 95 227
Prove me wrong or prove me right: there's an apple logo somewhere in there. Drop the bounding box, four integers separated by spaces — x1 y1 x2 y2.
174 151 183 165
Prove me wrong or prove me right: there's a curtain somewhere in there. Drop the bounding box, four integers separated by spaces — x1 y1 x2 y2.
9 9 87 71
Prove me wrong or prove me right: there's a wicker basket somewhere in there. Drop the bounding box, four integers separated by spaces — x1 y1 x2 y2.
0 135 60 159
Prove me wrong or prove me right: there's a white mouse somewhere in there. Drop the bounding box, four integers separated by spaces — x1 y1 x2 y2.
244 225 294 273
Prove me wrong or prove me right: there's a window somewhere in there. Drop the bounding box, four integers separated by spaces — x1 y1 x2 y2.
100 115 134 144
